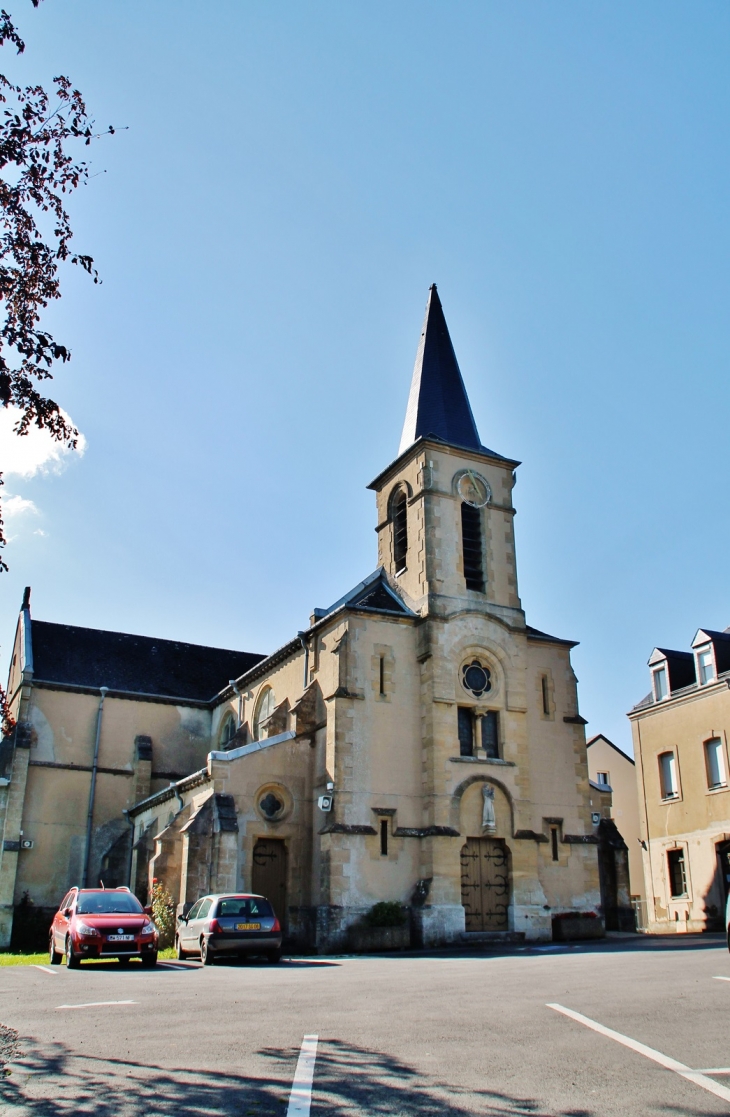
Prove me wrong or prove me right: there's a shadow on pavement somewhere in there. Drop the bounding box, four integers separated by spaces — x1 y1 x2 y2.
0 1033 724 1117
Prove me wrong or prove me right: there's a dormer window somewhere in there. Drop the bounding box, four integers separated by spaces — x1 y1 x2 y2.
653 666 668 702
698 646 715 685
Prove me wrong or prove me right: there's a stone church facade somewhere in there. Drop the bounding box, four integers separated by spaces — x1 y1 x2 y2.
1 286 601 950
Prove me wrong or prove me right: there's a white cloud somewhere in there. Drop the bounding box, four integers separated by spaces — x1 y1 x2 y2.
1 405 87 478
4 494 38 518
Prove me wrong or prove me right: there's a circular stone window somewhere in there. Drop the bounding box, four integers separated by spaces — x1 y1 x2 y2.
461 658 492 698
258 792 285 820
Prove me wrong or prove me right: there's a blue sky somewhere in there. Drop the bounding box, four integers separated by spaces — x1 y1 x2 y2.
2 1 730 754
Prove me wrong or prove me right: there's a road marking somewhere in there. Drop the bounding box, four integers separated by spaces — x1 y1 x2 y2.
286 1035 318 1117
697 1068 730 1075
56 1000 137 1010
33 965 58 975
713 975 730 982
547 1004 730 1104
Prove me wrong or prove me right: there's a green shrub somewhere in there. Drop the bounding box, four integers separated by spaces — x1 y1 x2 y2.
364 901 408 928
150 879 176 948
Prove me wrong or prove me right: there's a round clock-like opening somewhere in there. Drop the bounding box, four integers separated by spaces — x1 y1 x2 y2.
462 659 491 697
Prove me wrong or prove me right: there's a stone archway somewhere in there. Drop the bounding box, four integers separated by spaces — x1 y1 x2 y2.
455 778 513 932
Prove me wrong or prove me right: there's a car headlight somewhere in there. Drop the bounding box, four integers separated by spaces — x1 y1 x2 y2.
141 921 156 935
75 922 100 936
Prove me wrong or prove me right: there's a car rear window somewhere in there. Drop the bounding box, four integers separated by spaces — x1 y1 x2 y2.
76 892 144 915
216 898 273 918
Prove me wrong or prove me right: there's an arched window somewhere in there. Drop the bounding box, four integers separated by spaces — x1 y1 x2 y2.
391 487 408 574
219 713 237 749
253 686 275 741
461 502 484 591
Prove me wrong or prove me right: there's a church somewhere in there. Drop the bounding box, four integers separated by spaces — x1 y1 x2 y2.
0 287 601 950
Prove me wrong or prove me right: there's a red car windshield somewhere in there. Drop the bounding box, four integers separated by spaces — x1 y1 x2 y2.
76 893 144 915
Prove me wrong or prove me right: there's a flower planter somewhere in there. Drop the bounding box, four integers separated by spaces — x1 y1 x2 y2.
347 923 411 953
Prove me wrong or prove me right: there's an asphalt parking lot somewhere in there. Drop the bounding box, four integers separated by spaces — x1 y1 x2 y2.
2 934 730 1116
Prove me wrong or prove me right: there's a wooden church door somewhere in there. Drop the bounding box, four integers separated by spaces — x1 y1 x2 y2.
460 838 510 931
252 838 288 928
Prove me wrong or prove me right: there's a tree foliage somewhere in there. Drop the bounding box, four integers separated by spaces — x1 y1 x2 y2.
0 0 111 734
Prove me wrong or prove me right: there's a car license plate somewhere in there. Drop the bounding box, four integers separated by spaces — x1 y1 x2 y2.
235 923 261 931
107 934 134 941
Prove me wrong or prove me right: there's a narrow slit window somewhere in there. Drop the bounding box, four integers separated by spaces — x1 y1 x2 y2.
551 828 559 862
461 503 485 591
379 656 386 696
380 819 388 856
458 707 474 757
392 489 408 574
541 675 550 716
481 711 499 759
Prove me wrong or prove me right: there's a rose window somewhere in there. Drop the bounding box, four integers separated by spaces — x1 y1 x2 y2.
461 659 491 697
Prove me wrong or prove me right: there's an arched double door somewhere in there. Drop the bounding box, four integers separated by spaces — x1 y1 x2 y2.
460 838 510 931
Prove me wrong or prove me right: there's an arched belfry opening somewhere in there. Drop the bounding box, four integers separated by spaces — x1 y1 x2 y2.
390 486 408 575
461 502 484 591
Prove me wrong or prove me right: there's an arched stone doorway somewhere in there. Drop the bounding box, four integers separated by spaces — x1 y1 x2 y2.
456 779 512 932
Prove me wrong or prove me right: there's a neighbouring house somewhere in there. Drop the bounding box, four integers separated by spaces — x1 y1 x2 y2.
1 285 603 952
587 734 645 916
629 628 730 933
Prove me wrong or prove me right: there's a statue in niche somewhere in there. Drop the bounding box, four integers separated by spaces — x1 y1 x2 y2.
482 785 496 833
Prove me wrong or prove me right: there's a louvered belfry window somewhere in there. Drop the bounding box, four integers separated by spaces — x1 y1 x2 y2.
461 502 485 591
392 488 408 574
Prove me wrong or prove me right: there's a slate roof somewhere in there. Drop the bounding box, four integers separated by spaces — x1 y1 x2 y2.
312 568 413 622
399 285 482 454
30 620 265 702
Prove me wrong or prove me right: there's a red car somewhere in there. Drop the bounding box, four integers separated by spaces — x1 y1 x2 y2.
49 886 159 968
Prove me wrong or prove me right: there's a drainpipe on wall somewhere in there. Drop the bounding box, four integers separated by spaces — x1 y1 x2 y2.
82 686 108 888
123 808 135 889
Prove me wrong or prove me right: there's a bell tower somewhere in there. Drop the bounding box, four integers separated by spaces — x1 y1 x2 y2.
368 286 523 625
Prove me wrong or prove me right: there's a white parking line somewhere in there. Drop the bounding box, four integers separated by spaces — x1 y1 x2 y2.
698 1068 730 1075
547 1003 730 1105
56 1000 137 1011
33 965 58 975
286 1035 318 1117
713 975 730 982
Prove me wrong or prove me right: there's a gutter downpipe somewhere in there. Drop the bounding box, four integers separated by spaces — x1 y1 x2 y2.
636 718 657 931
82 686 108 888
298 632 309 690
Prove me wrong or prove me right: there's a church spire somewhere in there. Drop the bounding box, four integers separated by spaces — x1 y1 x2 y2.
398 285 481 455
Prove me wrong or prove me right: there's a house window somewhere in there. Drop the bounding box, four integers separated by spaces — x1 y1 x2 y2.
461 503 485 591
481 711 500 759
667 848 688 898
541 675 550 716
379 656 386 696
658 751 678 799
391 488 408 574
597 772 610 786
458 707 474 757
380 819 388 856
253 686 275 741
551 827 560 862
653 666 668 702
705 737 726 790
698 646 715 685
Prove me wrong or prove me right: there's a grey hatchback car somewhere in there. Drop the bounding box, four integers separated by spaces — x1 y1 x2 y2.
176 893 282 964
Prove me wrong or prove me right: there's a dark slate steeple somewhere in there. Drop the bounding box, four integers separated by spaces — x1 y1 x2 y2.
398 285 481 455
